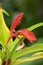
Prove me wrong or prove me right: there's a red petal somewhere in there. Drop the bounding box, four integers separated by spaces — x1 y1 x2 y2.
10 13 24 32
17 29 37 42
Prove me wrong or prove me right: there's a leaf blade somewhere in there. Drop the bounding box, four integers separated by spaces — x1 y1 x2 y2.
11 43 43 60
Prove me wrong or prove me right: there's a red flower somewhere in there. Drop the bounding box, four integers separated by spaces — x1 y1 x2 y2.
17 29 36 42
10 13 24 33
6 13 37 44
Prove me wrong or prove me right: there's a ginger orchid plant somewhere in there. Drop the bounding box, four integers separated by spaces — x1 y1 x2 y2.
0 5 43 65
6 13 36 50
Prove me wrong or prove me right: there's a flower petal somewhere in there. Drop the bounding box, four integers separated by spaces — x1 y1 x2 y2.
10 13 24 32
17 29 37 42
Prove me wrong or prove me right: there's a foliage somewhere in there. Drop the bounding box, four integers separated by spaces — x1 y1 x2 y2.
0 4 43 65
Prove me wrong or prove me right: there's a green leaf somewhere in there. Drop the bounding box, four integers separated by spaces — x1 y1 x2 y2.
0 5 13 51
11 52 43 65
0 50 6 61
27 22 43 31
0 6 10 43
2 9 9 16
11 43 43 60
0 58 2 65
32 52 43 57
0 41 10 58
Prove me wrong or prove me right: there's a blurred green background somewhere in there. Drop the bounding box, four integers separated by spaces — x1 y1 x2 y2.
0 0 43 65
